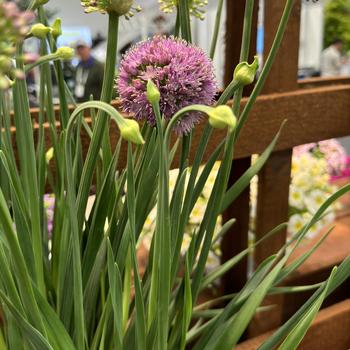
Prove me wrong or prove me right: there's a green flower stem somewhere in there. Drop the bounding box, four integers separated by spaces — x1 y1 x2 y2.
38 7 70 128
209 0 225 59
217 79 242 106
178 0 192 42
174 10 180 37
235 0 295 140
24 52 67 73
164 104 235 146
75 13 119 232
164 105 212 145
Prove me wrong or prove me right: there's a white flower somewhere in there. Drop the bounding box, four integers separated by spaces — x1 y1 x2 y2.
289 185 305 210
288 214 307 235
304 189 327 214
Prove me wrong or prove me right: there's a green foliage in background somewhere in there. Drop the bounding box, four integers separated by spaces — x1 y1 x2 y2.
324 0 350 51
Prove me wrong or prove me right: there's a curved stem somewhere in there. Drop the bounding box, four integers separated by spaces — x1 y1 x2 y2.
164 105 212 145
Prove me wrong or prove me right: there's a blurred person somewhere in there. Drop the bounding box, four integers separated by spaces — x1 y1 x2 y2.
320 38 344 77
74 40 104 102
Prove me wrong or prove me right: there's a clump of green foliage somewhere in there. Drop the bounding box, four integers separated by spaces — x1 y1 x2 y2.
324 0 350 51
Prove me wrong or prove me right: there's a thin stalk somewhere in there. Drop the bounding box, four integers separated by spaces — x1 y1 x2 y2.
178 0 192 42
76 13 119 232
235 0 295 140
209 0 225 59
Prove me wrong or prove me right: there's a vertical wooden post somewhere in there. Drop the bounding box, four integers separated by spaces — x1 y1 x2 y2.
221 0 258 295
249 0 301 336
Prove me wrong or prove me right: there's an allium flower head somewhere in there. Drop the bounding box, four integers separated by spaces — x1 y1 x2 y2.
81 0 140 18
117 36 217 134
0 1 34 88
159 0 208 20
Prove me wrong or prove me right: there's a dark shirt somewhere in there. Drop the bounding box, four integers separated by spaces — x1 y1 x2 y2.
74 56 104 102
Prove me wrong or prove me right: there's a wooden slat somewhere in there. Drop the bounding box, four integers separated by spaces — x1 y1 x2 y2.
233 84 350 158
299 76 350 89
261 0 301 93
16 84 350 169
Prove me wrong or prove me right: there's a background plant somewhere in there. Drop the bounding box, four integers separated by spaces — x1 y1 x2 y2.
324 0 350 51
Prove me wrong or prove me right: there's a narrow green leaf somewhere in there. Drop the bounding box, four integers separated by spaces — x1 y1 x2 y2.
180 255 192 350
211 257 288 350
0 290 52 350
278 267 337 350
107 239 123 349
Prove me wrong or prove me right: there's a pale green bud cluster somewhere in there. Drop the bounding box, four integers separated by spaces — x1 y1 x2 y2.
33 0 50 8
30 23 51 38
159 0 208 20
234 55 259 86
81 0 141 18
0 2 34 89
54 47 75 60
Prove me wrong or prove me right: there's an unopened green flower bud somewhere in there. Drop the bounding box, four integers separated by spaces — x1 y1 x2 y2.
45 147 54 163
146 79 160 105
55 47 74 60
34 0 50 7
109 0 133 15
0 56 12 71
120 119 145 144
207 105 237 131
0 76 10 90
234 55 259 86
51 18 62 39
30 23 51 39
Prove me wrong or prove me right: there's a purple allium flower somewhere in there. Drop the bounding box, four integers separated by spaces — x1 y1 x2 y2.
117 36 217 134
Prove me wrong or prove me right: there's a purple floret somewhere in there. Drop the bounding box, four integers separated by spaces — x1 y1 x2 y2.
117 36 217 134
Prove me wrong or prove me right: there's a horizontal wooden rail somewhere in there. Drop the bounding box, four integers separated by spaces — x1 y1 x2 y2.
16 84 350 167
298 76 350 89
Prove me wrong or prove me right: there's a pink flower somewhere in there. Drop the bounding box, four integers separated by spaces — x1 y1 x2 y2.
117 36 217 134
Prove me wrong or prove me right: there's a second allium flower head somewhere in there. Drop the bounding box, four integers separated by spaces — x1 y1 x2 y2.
117 36 217 134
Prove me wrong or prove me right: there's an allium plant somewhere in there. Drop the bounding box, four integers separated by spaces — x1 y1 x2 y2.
0 1 350 350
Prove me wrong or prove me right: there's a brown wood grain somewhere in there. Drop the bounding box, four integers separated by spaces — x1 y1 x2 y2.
299 76 350 89
10 84 350 171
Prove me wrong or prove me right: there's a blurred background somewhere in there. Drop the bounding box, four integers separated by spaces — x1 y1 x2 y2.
16 0 350 104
